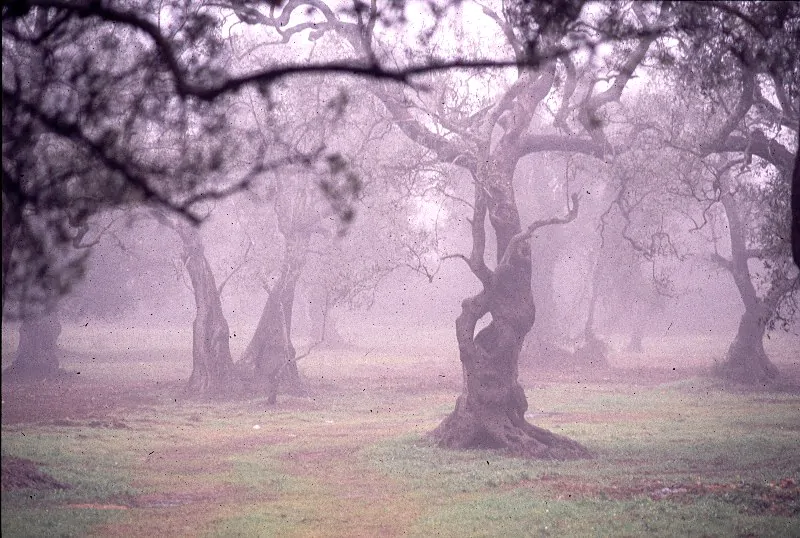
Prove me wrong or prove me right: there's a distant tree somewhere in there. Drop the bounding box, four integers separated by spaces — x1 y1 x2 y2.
149 210 243 395
676 156 797 383
586 228 667 356
237 172 329 401
664 2 799 383
300 141 453 347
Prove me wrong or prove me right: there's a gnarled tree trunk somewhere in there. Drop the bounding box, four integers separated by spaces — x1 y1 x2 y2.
240 269 299 403
175 223 238 396
432 168 589 459
240 225 310 403
718 305 776 383
714 180 779 383
5 307 62 380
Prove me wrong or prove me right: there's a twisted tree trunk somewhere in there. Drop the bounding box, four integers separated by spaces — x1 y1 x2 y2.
718 304 776 383
240 270 299 403
175 223 238 396
432 170 589 459
240 229 309 403
714 179 779 384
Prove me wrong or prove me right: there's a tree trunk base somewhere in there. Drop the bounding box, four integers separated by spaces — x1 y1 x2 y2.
2 364 65 382
714 353 778 384
714 334 778 385
431 395 590 460
278 361 308 397
573 333 610 368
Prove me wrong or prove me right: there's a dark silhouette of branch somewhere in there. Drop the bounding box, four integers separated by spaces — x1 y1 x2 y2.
9 0 594 102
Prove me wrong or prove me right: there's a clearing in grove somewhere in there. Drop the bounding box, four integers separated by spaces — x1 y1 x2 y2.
2 327 799 537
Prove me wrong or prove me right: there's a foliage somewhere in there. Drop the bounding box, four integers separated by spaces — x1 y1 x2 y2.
671 1 800 101
1 1 256 317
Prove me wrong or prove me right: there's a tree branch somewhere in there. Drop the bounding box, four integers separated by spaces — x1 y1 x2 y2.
514 133 605 160
715 132 794 173
499 193 579 269
699 69 755 154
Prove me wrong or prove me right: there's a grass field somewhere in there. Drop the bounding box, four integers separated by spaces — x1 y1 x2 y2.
2 326 799 537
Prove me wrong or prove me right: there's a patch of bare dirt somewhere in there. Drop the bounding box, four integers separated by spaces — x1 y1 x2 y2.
65 503 129 510
131 488 243 508
1 378 169 425
91 490 257 538
520 364 800 392
523 366 710 386
1 455 70 491
533 475 799 517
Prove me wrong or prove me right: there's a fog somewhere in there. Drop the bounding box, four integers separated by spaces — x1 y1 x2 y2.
2 1 799 535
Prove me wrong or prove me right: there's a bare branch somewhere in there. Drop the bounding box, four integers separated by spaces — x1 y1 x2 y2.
217 240 253 294
520 193 580 243
499 193 579 270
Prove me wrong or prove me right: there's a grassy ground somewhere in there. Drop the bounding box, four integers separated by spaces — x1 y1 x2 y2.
2 333 799 537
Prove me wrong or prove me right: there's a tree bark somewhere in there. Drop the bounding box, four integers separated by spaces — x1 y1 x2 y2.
175 223 238 396
5 308 62 380
573 282 609 367
717 305 777 383
432 166 589 459
714 179 779 383
240 270 299 403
